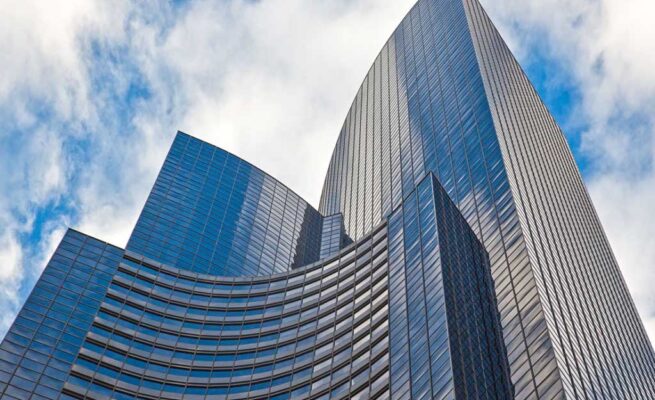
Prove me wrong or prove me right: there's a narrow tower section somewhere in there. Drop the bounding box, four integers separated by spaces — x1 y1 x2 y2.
388 173 512 399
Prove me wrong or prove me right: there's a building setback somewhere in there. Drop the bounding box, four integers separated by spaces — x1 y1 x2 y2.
1 0 654 399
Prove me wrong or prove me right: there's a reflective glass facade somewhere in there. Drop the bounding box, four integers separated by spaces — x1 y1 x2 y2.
2 0 654 399
64 228 393 400
387 174 511 399
319 0 655 398
128 132 323 277
463 1 655 397
0 173 511 399
0 231 123 400
318 214 350 261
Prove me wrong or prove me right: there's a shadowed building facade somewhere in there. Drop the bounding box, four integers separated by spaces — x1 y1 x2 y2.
1 0 654 399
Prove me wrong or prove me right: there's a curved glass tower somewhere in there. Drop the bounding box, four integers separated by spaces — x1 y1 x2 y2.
320 0 655 398
1 0 654 399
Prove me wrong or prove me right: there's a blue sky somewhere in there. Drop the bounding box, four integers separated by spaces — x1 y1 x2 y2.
0 0 653 343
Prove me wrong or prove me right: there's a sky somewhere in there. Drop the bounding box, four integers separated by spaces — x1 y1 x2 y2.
0 0 653 345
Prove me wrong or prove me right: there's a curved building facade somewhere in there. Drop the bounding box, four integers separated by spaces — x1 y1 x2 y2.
0 170 513 400
127 132 324 277
1 0 654 399
65 227 393 399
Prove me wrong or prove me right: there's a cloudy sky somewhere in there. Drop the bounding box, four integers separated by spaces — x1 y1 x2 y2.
0 0 653 344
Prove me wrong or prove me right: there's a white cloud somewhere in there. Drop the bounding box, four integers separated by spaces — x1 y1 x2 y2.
0 231 23 335
74 0 420 243
0 1 130 123
0 125 69 332
0 0 134 339
135 0 417 205
589 174 655 335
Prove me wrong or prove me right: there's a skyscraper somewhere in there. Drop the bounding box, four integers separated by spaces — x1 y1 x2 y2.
0 1 653 400
319 0 655 397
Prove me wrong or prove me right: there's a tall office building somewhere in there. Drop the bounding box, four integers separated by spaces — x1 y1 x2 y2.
0 0 653 399
319 0 655 398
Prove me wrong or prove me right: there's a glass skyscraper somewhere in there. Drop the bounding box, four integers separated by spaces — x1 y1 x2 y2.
1 0 654 399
